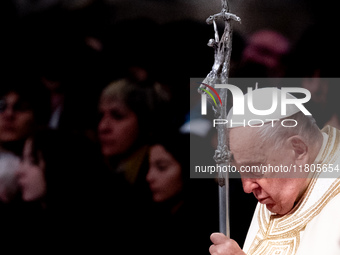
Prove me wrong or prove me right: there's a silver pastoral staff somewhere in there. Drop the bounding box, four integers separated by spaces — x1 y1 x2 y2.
198 0 240 236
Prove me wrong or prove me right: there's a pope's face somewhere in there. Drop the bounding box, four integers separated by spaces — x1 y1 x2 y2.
230 126 310 215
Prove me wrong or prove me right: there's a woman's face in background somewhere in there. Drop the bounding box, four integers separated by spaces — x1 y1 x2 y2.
146 144 183 203
17 138 46 202
0 92 35 143
98 99 139 157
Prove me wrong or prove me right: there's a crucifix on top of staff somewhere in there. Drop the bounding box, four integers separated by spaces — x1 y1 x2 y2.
198 0 241 237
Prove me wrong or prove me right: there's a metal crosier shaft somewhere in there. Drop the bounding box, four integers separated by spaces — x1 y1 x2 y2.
198 0 240 236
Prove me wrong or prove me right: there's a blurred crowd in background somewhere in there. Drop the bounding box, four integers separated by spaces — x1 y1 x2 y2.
0 0 340 253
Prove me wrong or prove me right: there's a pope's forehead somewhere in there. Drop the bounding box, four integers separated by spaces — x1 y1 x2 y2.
229 126 260 152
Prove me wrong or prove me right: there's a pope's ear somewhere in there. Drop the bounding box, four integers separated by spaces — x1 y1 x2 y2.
287 135 308 160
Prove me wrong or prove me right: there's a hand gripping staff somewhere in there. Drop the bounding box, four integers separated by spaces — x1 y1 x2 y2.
198 0 240 237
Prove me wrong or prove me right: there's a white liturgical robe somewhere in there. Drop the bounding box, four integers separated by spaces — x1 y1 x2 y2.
242 125 340 255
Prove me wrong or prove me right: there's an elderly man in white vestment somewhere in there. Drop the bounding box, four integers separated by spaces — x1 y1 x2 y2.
209 87 340 255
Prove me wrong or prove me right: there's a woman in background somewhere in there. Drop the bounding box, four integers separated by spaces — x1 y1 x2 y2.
141 132 217 255
97 77 166 186
16 129 117 252
96 77 171 219
0 74 50 156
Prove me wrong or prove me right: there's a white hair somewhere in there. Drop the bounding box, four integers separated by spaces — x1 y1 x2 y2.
256 112 322 150
0 153 20 202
